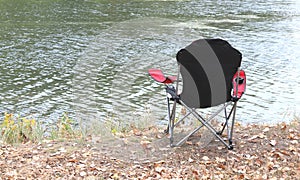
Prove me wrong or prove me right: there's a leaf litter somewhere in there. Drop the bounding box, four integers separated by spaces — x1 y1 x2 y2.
0 120 300 179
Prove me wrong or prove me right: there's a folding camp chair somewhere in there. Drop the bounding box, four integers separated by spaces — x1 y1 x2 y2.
149 38 246 150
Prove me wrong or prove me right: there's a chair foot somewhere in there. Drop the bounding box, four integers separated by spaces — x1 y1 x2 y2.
228 140 234 150
170 144 176 148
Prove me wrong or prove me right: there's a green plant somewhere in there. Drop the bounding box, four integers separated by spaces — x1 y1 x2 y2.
50 113 82 140
1 113 42 144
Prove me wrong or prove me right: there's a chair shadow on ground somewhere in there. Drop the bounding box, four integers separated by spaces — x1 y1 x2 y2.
93 120 226 163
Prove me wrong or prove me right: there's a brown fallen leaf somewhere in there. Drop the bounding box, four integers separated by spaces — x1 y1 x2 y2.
281 123 287 130
68 159 79 163
133 128 142 136
185 141 193 145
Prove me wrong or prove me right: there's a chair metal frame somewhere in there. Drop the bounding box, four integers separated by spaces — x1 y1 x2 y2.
164 67 243 150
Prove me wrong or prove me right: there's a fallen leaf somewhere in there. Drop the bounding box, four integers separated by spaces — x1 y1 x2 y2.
80 171 87 177
133 128 142 136
188 157 194 163
155 166 165 173
290 140 298 145
280 150 290 156
281 123 287 130
66 162 73 167
263 127 270 133
58 147 66 152
282 167 291 172
186 141 193 145
288 146 297 152
156 134 162 139
215 157 226 163
68 159 79 163
247 135 259 141
202 156 210 161
258 133 266 139
270 140 277 146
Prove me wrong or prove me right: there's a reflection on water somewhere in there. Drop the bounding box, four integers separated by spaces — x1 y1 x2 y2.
0 0 299 125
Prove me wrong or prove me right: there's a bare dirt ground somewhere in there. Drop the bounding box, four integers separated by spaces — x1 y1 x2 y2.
1 120 299 179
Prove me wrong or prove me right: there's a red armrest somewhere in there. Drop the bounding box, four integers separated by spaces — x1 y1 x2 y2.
148 69 176 84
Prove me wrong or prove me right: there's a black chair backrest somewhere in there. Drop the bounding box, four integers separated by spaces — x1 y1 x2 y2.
176 39 242 108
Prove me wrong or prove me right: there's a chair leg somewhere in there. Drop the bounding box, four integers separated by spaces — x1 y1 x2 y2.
218 102 236 135
164 97 171 134
228 102 237 147
164 96 175 146
169 97 178 147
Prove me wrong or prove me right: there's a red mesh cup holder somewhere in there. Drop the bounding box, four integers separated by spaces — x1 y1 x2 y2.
232 70 246 99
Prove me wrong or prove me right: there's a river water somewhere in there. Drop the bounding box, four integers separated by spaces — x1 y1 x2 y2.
0 0 299 126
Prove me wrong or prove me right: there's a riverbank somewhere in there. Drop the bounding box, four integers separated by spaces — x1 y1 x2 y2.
0 120 299 179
